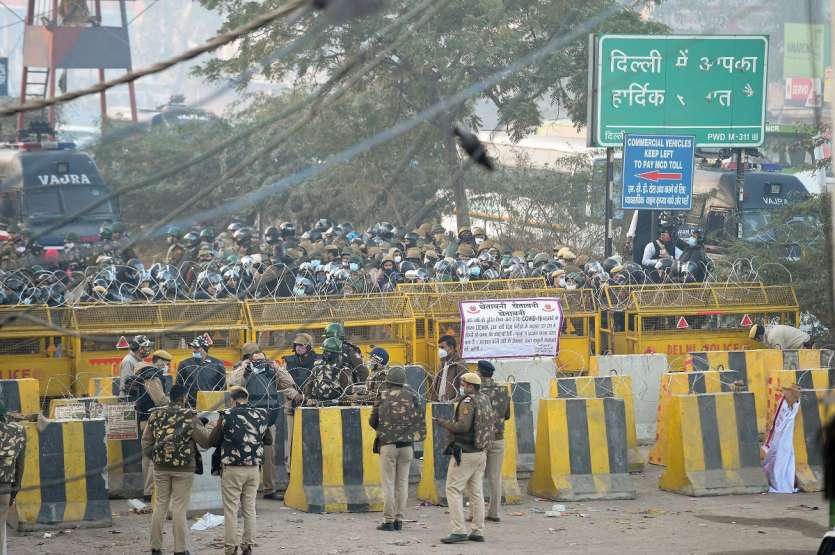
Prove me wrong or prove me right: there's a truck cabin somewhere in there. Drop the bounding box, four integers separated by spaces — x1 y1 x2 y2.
0 142 120 246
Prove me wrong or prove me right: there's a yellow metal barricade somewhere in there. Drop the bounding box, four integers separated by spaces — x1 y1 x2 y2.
72 301 249 394
247 293 416 364
0 305 74 397
599 284 800 370
409 284 597 374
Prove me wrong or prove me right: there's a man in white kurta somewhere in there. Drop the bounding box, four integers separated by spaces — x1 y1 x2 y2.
763 385 802 493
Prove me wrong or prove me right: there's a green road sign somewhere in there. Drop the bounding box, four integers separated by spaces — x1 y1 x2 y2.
590 35 768 148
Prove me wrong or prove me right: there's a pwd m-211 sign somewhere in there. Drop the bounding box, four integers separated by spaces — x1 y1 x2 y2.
622 134 694 210
590 35 768 147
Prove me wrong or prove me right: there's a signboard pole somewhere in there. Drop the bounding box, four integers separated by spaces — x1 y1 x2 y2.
735 149 745 239
605 147 614 256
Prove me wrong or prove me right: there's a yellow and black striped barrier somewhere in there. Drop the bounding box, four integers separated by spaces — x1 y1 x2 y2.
510 382 535 476
528 398 635 501
10 419 111 531
649 370 740 465
49 396 144 499
550 376 643 472
766 369 831 429
196 390 232 412
417 402 455 505
0 378 40 415
87 377 120 398
686 349 770 433
284 406 382 513
416 401 520 506
791 388 835 492
659 391 767 496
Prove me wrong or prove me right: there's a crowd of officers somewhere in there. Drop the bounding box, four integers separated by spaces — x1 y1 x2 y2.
93 323 504 553
0 217 714 305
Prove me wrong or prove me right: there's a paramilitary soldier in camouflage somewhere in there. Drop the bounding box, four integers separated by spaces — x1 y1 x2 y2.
433 372 495 544
369 366 424 532
304 337 352 404
143 384 211 555
206 386 272 555
476 360 511 522
0 400 26 554
323 322 367 383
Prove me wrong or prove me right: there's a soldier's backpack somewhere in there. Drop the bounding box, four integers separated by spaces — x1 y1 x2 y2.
311 363 342 401
150 405 195 468
473 394 496 451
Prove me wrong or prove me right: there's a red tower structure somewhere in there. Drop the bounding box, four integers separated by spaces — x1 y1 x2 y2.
17 0 138 135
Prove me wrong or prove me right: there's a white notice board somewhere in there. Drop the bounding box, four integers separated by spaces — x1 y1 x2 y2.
459 298 563 359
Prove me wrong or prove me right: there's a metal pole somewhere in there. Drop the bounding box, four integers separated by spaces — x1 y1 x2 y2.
830 0 835 409
735 148 745 239
605 146 614 257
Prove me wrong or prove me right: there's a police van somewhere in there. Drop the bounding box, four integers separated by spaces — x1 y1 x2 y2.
0 141 121 246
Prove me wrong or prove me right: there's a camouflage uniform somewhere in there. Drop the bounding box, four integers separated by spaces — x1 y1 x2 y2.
303 361 352 403
479 377 511 520
0 417 26 552
366 366 389 400
142 403 211 554
207 404 272 555
369 384 424 526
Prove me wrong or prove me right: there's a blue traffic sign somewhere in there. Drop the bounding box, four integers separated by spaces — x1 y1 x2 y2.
621 133 695 211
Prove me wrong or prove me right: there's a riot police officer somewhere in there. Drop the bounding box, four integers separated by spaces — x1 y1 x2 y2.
175 336 226 408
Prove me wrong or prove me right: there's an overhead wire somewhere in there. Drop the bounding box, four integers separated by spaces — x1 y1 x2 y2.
118 0 453 252
0 0 309 118
177 0 646 227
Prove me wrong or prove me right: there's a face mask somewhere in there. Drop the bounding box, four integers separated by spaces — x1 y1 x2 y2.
475 237 484 245
469 265 481 277
438 348 448 359
558 277 567 288
252 360 268 372
394 255 402 264
566 283 577 290
687 237 697 247
192 352 202 360
293 286 306 297
311 259 321 268
458 386 466 397
65 242 75 250
349 262 359 272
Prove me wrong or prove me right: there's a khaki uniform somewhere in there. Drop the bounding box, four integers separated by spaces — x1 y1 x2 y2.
141 403 211 554
369 386 424 523
480 378 511 519
0 419 26 555
439 394 487 537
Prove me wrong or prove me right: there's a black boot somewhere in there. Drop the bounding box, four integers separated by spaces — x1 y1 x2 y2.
393 520 402 531
377 522 395 531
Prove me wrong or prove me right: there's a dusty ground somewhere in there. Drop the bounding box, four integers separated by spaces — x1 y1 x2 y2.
7 458 830 555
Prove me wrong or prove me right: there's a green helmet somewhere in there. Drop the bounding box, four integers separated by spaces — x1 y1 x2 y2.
323 322 346 340
386 366 406 386
111 222 127 234
99 224 113 240
322 336 342 354
64 232 80 243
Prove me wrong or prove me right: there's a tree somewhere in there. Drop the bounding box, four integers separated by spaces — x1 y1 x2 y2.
193 0 666 230
717 194 833 346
